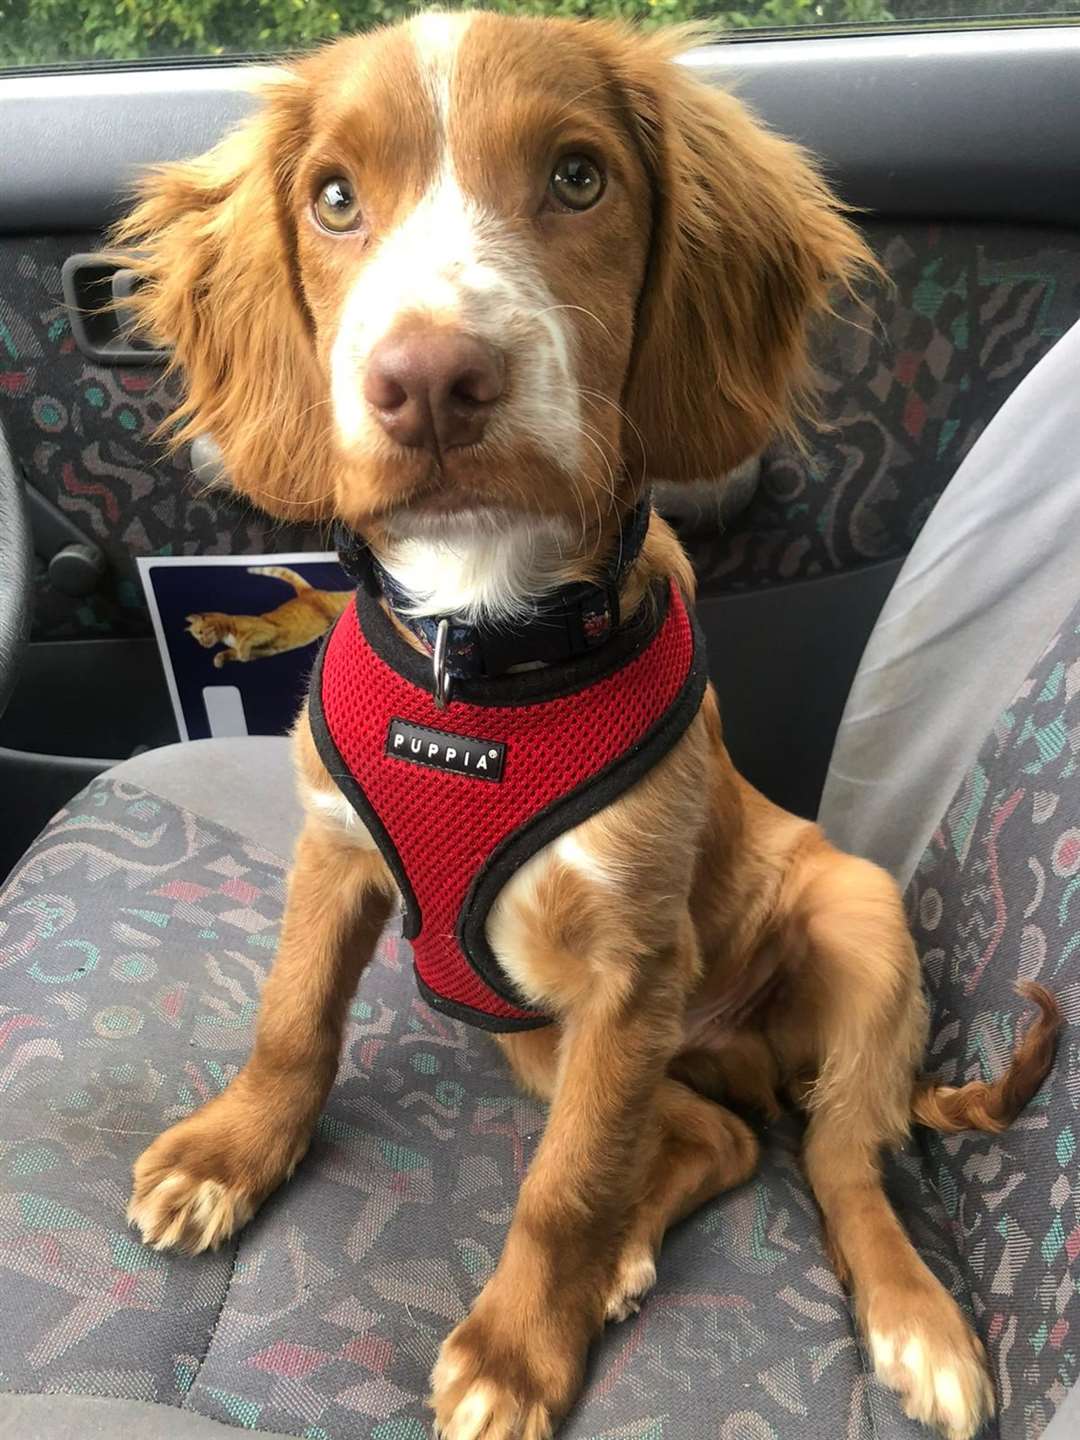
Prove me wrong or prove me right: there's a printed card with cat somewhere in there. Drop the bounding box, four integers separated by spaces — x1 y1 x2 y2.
138 553 351 741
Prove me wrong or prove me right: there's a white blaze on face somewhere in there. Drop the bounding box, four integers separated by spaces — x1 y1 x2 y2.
411 9 460 121
329 11 581 474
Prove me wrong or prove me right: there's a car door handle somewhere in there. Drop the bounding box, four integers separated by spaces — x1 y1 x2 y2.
61 252 169 366
23 477 108 597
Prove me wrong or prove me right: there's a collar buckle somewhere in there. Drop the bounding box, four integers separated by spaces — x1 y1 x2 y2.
432 618 454 710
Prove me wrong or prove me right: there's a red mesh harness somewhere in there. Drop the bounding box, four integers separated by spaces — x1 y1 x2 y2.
310 578 706 1030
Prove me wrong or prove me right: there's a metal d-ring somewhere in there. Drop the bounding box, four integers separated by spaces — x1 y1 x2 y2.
432 618 453 710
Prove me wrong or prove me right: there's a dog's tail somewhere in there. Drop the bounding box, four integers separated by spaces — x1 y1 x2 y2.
911 981 1062 1134
247 564 311 593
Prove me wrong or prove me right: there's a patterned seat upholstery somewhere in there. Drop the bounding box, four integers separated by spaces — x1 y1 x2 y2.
684 227 1080 593
903 604 1080 1439
2 596 1078 1437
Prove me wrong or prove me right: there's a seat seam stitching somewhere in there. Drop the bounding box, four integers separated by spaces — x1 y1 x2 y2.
838 1265 884 1440
182 1235 242 1410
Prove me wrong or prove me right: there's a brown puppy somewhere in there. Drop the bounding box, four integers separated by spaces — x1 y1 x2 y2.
115 16 1060 1440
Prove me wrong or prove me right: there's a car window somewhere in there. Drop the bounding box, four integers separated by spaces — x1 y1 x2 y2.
0 0 1078 72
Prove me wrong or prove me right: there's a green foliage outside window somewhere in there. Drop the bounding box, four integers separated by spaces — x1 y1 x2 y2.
0 0 1074 68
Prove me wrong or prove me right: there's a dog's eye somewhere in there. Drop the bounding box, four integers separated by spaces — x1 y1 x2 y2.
549 154 605 212
314 177 362 234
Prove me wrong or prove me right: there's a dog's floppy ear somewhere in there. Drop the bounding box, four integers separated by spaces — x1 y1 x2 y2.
111 73 333 522
606 29 873 481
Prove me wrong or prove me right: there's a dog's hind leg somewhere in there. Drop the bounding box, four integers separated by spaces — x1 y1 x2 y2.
601 1077 759 1322
669 1030 782 1120
499 1031 759 1326
774 850 995 1440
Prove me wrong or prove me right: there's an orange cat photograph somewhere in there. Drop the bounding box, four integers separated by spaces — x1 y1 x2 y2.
139 553 352 741
185 565 353 667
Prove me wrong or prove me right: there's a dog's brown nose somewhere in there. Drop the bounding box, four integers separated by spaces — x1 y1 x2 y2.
364 329 505 452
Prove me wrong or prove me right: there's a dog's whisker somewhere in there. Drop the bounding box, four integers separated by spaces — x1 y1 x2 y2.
530 303 616 344
578 387 649 491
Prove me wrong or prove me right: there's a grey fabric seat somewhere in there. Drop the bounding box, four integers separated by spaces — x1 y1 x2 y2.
819 318 1080 889
0 743 952 1440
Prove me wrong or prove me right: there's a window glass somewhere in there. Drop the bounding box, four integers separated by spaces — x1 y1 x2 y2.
0 0 1078 70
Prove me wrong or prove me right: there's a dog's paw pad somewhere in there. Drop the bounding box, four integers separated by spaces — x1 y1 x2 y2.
127 1170 254 1254
431 1329 556 1440
869 1325 995 1440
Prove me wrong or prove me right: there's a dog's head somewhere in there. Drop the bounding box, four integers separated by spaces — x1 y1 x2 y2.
117 14 869 542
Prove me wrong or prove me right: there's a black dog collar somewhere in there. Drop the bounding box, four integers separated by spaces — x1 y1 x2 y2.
335 496 652 683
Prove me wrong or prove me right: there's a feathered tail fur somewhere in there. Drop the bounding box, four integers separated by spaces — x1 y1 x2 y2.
912 982 1062 1134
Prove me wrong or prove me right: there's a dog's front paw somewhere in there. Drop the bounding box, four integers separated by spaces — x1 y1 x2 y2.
867 1290 995 1440
431 1303 582 1440
128 1164 256 1254
128 1101 308 1254
431 1369 552 1440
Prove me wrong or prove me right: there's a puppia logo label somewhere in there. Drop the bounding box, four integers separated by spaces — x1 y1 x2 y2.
386 718 506 782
